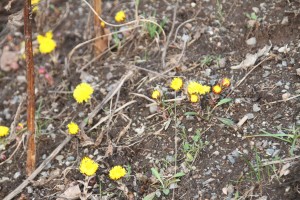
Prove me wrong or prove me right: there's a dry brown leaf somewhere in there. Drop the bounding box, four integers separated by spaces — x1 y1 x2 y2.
105 140 113 157
279 163 291 177
117 119 132 143
57 185 81 200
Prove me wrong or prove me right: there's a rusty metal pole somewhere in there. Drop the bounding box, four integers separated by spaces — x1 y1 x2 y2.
24 0 36 175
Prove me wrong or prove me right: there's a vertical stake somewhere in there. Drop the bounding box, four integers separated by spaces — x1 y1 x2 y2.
24 0 36 175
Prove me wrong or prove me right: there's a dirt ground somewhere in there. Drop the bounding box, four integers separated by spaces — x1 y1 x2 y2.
0 0 300 199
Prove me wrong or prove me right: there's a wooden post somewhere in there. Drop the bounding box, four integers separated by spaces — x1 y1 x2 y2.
24 0 36 175
93 0 107 54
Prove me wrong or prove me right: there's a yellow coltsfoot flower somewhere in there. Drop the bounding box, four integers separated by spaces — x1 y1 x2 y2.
0 126 9 137
67 122 79 134
73 83 94 103
187 81 210 95
151 89 161 100
187 81 200 95
170 77 183 91
212 84 222 94
37 31 56 54
79 157 99 176
109 165 127 180
190 94 199 103
115 11 126 23
221 78 231 88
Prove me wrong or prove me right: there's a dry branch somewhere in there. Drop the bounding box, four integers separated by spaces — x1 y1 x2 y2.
24 0 36 175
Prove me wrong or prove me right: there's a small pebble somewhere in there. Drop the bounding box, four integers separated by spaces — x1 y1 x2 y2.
272 149 280 157
13 172 21 179
26 186 33 194
275 81 283 86
246 113 255 119
263 71 270 78
246 37 256 46
266 148 274 156
282 61 287 67
281 16 289 25
227 155 235 164
56 155 64 162
149 105 158 113
253 103 261 112
93 149 99 155
67 156 75 161
296 68 300 76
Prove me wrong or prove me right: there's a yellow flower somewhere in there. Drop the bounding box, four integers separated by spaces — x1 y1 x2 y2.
221 78 231 88
115 11 126 23
199 85 211 95
212 84 222 94
73 83 94 103
31 0 40 4
31 0 40 12
109 165 127 180
0 126 9 137
67 122 79 134
187 81 210 95
16 123 24 131
190 94 199 103
170 77 183 91
37 31 56 54
151 90 161 100
79 157 99 176
100 21 106 28
187 81 199 94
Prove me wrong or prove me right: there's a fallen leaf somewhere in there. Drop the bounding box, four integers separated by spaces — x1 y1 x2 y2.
105 140 113 157
57 185 81 200
279 163 291 177
0 46 19 71
231 45 271 70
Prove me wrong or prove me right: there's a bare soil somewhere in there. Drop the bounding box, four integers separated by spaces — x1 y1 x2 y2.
0 0 300 200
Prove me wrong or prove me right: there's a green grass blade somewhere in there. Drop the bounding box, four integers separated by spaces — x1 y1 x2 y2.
173 172 185 178
143 192 156 200
216 98 232 107
151 168 164 188
217 117 234 126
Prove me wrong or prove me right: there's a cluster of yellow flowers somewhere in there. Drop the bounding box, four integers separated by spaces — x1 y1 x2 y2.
65 82 94 135
151 77 211 103
79 157 127 180
212 78 231 95
151 77 231 103
31 0 40 12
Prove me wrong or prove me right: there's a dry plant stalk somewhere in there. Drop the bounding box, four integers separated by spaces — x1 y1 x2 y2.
24 0 36 175
93 0 108 54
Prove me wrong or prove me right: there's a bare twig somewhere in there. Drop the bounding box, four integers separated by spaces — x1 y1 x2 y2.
262 94 300 106
260 155 300 167
8 95 25 141
88 101 136 133
24 0 36 176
